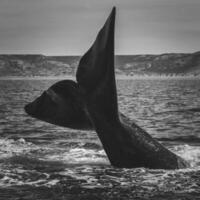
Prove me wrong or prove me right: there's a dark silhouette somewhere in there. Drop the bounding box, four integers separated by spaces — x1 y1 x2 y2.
25 7 188 169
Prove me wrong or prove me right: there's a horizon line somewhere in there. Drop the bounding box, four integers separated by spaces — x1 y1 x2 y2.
0 51 199 57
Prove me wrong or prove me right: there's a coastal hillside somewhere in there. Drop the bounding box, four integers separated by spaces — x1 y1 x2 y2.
0 52 200 77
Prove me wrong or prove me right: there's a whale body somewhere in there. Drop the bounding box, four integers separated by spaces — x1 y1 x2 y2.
25 7 188 169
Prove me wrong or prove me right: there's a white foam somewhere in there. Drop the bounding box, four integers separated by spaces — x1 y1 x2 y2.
172 144 200 167
45 148 108 165
0 138 38 158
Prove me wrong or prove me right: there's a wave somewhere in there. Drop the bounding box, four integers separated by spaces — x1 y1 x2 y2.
156 107 200 115
0 138 199 192
0 138 108 165
170 144 200 167
158 136 200 143
0 138 44 159
0 137 200 167
45 148 108 165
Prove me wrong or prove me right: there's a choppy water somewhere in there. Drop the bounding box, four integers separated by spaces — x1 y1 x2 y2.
0 78 200 200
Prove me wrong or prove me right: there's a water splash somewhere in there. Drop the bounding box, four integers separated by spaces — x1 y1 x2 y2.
172 144 200 167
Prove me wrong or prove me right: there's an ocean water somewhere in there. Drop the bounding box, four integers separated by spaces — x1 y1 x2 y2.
0 78 200 200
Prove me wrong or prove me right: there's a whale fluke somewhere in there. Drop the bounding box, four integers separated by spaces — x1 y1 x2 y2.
75 7 188 169
24 79 129 130
77 7 118 123
25 80 92 130
25 7 189 169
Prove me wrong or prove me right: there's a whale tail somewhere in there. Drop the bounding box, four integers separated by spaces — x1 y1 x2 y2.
24 7 189 169
76 7 119 123
24 7 119 129
24 80 93 130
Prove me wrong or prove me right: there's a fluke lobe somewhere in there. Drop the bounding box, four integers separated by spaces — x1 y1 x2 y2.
25 7 189 169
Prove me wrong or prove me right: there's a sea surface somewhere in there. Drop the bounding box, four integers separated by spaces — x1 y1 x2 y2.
0 78 200 200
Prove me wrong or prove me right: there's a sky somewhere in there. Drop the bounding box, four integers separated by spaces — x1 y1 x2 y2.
0 0 200 55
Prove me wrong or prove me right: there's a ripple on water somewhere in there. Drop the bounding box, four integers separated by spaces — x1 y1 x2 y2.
0 138 200 192
0 79 200 199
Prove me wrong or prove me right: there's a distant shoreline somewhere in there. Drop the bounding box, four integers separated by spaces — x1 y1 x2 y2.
0 75 200 80
0 75 75 80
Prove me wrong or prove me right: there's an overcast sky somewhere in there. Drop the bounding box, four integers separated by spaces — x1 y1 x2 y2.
0 0 200 55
